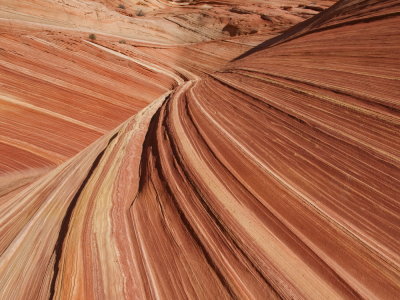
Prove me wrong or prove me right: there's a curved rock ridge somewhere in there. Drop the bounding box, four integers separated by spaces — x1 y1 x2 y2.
1 0 400 299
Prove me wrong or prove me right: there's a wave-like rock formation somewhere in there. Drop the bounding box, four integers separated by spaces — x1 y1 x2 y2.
1 0 400 299
0 0 331 175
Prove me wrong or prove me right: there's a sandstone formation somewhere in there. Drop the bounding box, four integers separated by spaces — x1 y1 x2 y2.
0 0 332 175
0 0 399 299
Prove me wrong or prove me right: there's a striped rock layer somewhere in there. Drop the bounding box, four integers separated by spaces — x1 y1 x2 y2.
0 0 400 299
0 0 332 175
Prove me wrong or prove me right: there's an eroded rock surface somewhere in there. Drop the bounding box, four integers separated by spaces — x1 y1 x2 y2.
0 0 332 175
0 0 399 299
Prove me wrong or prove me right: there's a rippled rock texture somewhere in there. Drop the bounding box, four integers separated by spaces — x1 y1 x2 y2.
0 0 332 175
1 0 400 299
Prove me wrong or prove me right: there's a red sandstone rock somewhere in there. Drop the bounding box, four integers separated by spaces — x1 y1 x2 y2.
0 0 399 299
0 0 329 174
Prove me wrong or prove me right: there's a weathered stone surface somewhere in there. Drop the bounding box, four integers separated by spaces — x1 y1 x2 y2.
0 0 399 299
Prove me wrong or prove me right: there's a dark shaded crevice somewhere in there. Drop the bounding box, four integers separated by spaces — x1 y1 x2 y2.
49 132 118 299
136 95 239 299
301 5 325 12
137 99 166 194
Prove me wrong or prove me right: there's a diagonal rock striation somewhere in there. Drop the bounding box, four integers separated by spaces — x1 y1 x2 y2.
0 0 399 299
